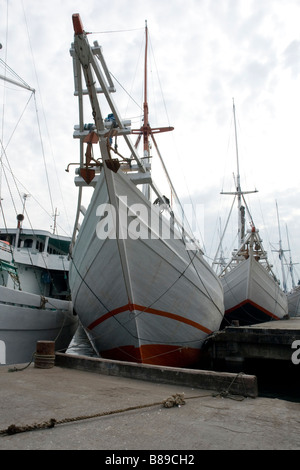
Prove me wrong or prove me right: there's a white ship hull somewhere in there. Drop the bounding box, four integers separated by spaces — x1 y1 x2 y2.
288 287 300 317
0 285 78 365
70 168 224 367
221 255 288 327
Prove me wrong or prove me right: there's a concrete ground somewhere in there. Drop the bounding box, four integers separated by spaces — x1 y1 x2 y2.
0 360 299 451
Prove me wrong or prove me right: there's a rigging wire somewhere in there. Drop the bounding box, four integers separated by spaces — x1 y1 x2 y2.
0 86 67 292
139 31 206 253
0 92 35 216
5 1 72 238
148 35 172 130
0 0 9 201
207 113 235 263
21 2 54 219
89 27 144 35
110 70 142 113
32 92 54 216
0 102 70 292
0 141 18 217
0 2 57 234
0 58 33 90
0 154 70 236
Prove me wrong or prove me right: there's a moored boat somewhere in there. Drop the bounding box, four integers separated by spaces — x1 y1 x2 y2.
0 49 78 366
213 101 288 327
288 286 300 317
283 224 300 317
68 14 224 367
0 226 78 365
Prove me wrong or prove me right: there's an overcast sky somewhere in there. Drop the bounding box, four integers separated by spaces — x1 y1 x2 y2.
1 0 300 290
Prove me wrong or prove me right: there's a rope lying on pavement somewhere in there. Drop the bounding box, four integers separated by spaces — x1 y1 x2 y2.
0 373 247 436
0 394 186 436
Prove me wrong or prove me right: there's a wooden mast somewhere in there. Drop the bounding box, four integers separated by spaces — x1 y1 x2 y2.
143 20 150 159
131 21 174 159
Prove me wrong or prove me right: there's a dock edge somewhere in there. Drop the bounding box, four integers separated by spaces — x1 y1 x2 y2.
55 352 258 398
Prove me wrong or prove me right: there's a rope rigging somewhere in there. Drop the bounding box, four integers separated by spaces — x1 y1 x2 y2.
1 0 73 239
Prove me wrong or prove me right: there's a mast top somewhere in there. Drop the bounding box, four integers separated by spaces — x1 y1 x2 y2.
131 22 174 154
72 13 84 35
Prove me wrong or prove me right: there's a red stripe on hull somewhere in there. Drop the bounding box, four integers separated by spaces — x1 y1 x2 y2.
88 302 212 335
100 343 202 367
225 299 281 320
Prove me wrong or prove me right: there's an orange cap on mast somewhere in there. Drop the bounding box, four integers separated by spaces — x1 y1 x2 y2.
72 13 84 35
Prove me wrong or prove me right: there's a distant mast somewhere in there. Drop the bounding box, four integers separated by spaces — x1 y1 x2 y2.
274 201 288 292
286 225 298 289
221 99 258 248
232 99 244 246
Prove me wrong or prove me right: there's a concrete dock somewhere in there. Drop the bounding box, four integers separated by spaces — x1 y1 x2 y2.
209 317 300 362
0 352 299 450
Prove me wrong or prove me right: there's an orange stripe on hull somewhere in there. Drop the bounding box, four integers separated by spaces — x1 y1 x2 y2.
100 343 202 367
88 302 212 335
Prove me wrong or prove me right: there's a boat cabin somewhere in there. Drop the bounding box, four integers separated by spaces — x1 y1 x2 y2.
0 228 70 255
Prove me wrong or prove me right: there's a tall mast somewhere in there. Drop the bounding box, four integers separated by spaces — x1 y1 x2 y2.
142 21 150 199
286 225 297 289
131 21 174 200
275 200 287 292
133 20 151 161
143 20 150 159
221 100 257 248
232 99 244 246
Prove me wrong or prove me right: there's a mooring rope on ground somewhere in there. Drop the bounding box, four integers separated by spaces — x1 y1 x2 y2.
0 378 247 437
7 352 36 373
0 394 183 436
